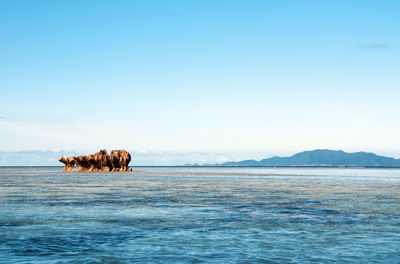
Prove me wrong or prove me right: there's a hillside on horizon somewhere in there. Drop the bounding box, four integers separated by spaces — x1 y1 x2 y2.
213 149 400 167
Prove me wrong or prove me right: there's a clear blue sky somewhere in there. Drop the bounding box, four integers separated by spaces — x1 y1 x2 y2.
1 0 399 162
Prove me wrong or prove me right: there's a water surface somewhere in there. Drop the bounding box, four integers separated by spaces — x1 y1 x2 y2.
1 167 400 263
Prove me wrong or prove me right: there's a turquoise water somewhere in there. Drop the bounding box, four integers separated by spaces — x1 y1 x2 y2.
1 167 400 263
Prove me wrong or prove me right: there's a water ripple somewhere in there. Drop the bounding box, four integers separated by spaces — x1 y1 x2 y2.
1 167 400 263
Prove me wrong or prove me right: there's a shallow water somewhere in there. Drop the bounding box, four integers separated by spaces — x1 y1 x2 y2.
1 167 400 263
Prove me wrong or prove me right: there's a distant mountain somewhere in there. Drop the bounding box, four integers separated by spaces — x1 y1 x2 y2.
217 149 400 167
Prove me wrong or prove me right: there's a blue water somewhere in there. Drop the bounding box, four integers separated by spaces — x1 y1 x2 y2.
1 167 400 263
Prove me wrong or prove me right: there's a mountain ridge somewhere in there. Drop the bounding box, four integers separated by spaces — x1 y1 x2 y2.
214 149 400 167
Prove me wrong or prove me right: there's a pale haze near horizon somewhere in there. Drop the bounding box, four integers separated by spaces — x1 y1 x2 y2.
1 0 399 165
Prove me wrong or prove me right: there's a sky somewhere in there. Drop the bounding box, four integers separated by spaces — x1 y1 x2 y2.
0 0 399 165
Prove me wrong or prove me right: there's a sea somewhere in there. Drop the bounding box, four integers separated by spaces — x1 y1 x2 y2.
1 167 399 263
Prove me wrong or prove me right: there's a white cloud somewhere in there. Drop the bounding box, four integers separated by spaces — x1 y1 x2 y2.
359 43 388 49
0 119 132 152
